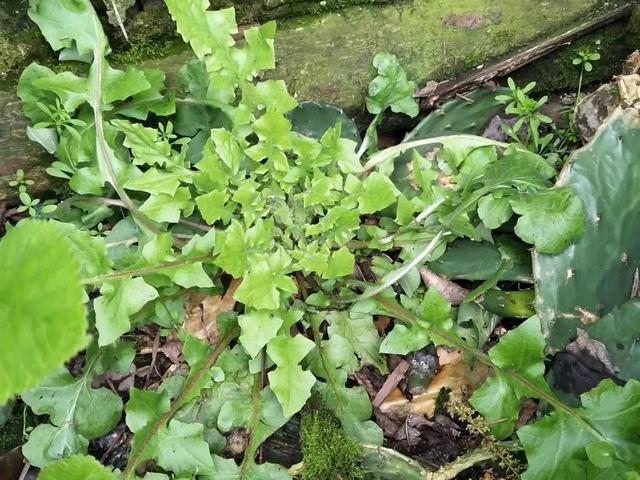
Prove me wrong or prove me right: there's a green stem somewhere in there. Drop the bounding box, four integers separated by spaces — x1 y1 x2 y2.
573 69 584 119
238 371 264 478
91 29 164 239
374 295 605 441
63 196 213 234
357 113 382 160
82 254 212 284
122 325 240 480
362 136 510 173
346 229 448 303
310 317 352 423
379 198 445 246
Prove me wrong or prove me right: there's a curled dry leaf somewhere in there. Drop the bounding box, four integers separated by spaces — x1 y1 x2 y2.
566 329 618 376
379 348 489 419
184 279 241 343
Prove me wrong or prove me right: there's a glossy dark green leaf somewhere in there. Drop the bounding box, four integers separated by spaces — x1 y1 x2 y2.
428 237 532 282
587 298 640 381
288 101 360 143
535 109 640 349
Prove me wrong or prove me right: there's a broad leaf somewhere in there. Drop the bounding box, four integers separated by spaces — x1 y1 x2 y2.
94 278 159 346
29 0 103 56
511 187 585 254
0 221 87 405
535 109 640 348
238 311 283 358
165 0 236 59
22 352 123 468
380 323 430 355
113 120 173 166
352 171 399 214
366 52 419 117
267 335 316 418
327 310 386 372
519 380 640 479
124 168 181 196
141 234 213 289
470 316 550 439
234 249 297 310
127 388 214 476
139 187 194 224
39 455 117 480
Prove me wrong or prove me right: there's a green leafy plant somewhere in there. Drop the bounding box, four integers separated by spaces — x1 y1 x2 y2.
9 169 35 191
16 190 57 217
9 169 57 217
496 78 555 154
0 1 618 479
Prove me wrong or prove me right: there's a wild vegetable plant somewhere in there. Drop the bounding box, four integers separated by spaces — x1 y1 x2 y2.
1 0 630 479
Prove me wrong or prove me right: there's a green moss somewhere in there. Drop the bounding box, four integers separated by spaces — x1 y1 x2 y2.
514 15 638 92
0 36 29 82
108 4 183 66
110 41 183 67
300 403 365 480
270 0 628 113
209 0 394 24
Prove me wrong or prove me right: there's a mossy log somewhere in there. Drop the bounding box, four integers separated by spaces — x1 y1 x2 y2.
0 0 637 204
210 0 395 23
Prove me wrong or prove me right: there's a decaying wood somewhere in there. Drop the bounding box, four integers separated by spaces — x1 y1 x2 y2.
417 4 634 109
372 360 411 408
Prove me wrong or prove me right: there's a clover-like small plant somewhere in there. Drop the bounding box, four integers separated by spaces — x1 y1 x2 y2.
9 169 35 192
16 191 57 217
572 41 601 113
573 43 601 74
10 169 56 217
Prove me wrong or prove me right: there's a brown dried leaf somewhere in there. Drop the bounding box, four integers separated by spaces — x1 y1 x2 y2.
372 360 411 408
443 14 484 29
566 329 618 376
184 279 241 343
516 399 539 429
379 347 489 419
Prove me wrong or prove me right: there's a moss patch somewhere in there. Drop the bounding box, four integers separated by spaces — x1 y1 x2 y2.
513 14 638 92
269 0 630 113
0 36 29 83
300 403 364 480
210 0 394 24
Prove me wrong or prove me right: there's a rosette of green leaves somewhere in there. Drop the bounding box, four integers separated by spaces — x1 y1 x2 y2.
19 0 402 450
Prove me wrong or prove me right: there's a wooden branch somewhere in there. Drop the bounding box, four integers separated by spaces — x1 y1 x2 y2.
416 4 634 109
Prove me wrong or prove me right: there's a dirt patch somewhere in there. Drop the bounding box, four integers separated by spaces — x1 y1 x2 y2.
443 14 484 29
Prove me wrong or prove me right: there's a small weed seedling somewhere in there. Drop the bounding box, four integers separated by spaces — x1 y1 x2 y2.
572 41 601 113
496 78 554 154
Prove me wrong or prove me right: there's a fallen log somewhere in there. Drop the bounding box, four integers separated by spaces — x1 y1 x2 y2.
416 4 634 108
